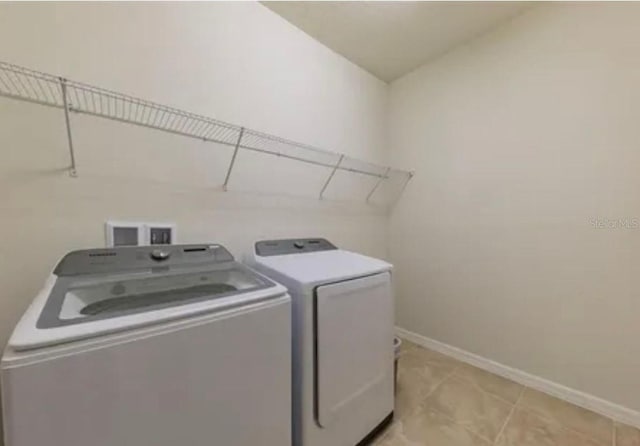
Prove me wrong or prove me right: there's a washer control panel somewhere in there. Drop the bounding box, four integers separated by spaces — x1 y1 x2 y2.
255 238 337 256
54 244 234 276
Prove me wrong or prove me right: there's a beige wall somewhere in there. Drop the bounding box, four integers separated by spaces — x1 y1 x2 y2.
389 3 640 412
0 0 389 376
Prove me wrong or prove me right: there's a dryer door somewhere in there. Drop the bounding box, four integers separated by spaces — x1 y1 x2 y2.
315 272 394 428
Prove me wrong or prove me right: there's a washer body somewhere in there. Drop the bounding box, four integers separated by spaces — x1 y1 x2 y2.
249 238 394 446
2 244 291 446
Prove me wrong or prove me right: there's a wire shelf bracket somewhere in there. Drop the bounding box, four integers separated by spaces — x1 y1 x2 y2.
223 127 245 191
319 154 344 200
366 166 390 203
60 78 78 177
0 60 414 204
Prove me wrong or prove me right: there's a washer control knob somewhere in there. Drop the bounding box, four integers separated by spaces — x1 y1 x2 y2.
150 249 171 261
294 241 304 249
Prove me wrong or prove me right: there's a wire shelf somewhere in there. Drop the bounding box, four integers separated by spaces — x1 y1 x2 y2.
0 60 413 204
0 61 64 108
65 81 243 148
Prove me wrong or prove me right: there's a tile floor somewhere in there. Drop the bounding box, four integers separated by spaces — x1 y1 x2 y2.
372 340 640 446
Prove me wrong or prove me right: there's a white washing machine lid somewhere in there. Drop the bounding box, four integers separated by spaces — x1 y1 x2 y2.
251 239 392 287
7 244 287 352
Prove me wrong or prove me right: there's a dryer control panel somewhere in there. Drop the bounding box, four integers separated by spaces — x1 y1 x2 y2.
255 238 337 256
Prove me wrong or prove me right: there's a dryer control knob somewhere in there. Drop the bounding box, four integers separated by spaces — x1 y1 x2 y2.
150 249 171 261
294 241 304 249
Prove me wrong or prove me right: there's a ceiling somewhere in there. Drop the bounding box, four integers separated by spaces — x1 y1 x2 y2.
263 2 532 82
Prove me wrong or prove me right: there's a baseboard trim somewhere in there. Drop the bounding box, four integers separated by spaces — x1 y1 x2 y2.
395 326 640 429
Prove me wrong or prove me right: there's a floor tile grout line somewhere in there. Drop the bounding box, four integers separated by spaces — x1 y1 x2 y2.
410 366 459 421
415 345 525 443
515 401 613 446
398 348 460 417
451 369 524 407
422 343 616 446
421 398 496 444
402 346 465 411
418 344 525 407
419 370 498 445
492 386 525 445
422 366 458 402
420 367 458 407
406 344 618 446
424 403 496 445
374 360 460 444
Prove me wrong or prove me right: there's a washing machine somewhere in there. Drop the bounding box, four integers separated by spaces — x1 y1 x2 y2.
248 238 394 446
1 244 291 446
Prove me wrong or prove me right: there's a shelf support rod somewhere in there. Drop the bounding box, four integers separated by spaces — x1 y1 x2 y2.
223 127 245 191
60 78 77 177
319 154 344 200
397 171 414 200
366 166 390 203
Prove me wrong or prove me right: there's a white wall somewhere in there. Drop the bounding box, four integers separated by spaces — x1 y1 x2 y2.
0 0 388 378
389 3 640 413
